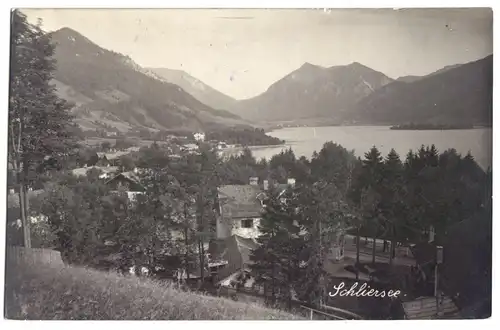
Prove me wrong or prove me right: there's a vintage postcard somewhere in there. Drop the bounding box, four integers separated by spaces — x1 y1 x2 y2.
4 8 493 320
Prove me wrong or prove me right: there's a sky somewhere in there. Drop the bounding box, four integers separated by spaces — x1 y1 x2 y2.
23 8 493 100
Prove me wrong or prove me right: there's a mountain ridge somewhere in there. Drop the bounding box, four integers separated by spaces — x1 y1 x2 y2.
48 27 248 133
349 55 492 125
148 67 238 112
232 61 394 122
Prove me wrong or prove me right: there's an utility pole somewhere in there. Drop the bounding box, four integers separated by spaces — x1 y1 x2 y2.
435 245 443 317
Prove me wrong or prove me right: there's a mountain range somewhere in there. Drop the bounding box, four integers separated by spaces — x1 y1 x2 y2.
47 27 493 132
227 59 491 126
48 27 248 134
350 56 492 125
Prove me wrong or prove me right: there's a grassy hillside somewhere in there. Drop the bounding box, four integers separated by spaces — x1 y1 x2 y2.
4 259 300 320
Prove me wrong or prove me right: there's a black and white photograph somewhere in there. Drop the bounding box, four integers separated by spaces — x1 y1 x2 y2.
3 7 493 321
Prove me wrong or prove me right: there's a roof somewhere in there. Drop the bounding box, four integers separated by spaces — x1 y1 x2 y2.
105 171 140 184
105 171 146 192
183 143 198 150
402 296 460 319
7 189 45 209
218 185 264 218
72 166 119 177
209 234 259 280
96 147 140 160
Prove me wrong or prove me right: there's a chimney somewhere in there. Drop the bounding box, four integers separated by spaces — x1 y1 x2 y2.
287 178 296 187
249 177 259 186
263 180 269 191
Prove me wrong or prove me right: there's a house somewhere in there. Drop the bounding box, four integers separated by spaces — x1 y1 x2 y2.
217 142 228 150
105 168 145 200
194 132 205 142
216 182 263 239
71 165 119 179
181 143 199 152
216 177 295 240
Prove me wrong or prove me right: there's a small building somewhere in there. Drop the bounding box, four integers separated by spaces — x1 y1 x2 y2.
182 143 199 151
194 132 205 142
105 169 145 200
217 142 228 150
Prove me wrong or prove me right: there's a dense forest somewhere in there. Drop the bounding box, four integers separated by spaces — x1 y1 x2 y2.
206 128 285 146
390 123 475 130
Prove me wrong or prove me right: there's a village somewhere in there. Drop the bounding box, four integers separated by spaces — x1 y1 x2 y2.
7 130 476 320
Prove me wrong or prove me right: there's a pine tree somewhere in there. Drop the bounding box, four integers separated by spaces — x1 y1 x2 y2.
250 186 301 308
294 181 348 307
9 10 78 248
361 146 384 264
380 149 407 265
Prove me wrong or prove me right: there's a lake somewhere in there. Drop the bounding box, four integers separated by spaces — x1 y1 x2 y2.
229 126 492 170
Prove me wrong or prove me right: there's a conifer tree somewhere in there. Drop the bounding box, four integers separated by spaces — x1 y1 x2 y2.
9 10 78 247
250 186 301 308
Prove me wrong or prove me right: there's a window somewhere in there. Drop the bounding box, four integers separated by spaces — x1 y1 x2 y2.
241 219 253 228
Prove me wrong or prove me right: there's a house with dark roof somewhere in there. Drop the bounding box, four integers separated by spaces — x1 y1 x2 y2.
216 182 263 239
105 168 145 201
216 177 295 240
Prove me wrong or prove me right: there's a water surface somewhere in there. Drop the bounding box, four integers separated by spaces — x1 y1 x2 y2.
229 126 492 170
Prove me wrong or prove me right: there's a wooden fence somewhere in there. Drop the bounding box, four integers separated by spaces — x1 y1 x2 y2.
5 246 64 267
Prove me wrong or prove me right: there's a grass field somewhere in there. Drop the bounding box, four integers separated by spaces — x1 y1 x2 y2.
4 259 301 320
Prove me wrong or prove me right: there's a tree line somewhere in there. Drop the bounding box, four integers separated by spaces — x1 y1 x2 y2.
243 143 490 309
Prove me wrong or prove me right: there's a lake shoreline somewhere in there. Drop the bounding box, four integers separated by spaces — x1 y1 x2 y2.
254 125 492 170
264 123 492 134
